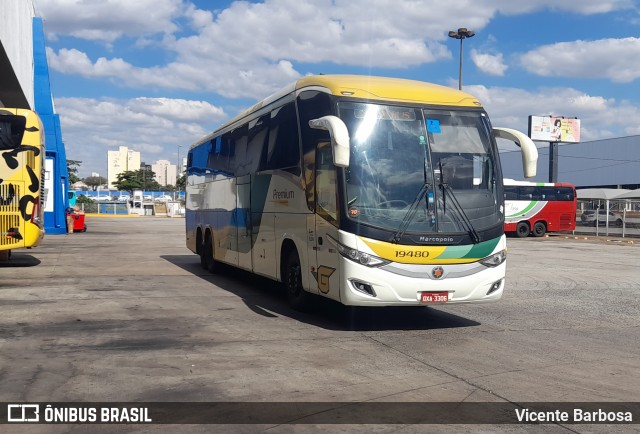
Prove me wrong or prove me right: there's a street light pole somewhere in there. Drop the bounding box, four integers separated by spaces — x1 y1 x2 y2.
177 145 182 201
448 27 475 90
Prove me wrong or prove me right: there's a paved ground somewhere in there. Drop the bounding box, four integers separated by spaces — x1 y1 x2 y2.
1 217 639 433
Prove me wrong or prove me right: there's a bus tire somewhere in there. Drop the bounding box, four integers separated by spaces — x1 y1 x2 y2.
0 250 10 261
197 229 207 269
533 221 546 237
516 222 530 238
284 249 311 311
203 232 218 273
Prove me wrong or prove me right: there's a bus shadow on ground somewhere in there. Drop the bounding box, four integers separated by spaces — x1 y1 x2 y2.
161 255 480 332
0 253 41 268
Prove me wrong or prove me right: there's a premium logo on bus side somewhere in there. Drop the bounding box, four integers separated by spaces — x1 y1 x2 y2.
431 266 444 279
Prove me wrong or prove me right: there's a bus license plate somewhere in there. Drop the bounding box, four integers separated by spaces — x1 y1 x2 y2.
420 292 448 303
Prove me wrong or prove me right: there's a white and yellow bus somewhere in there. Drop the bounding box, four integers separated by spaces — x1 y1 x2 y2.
0 109 46 260
185 75 537 309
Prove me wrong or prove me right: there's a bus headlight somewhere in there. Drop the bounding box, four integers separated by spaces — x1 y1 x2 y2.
337 243 389 267
479 250 506 267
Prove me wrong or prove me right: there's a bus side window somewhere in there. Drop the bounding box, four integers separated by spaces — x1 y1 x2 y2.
297 90 332 211
265 102 300 174
540 187 556 201
229 125 248 176
558 187 574 201
316 144 337 224
209 132 235 176
518 187 534 200
247 114 270 174
504 186 518 200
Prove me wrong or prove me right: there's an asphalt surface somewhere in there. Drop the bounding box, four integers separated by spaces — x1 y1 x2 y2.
1 217 639 433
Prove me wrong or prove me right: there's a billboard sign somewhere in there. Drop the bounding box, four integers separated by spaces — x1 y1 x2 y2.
528 116 580 143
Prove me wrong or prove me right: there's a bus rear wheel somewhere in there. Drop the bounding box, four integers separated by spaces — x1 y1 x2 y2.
202 233 219 273
516 222 530 238
533 221 546 237
284 249 311 311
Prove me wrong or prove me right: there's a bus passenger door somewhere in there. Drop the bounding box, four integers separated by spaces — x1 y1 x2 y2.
314 143 341 302
251 174 277 279
236 175 252 271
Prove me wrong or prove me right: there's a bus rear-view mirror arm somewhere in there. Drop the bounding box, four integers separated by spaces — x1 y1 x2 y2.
309 116 350 167
493 127 538 179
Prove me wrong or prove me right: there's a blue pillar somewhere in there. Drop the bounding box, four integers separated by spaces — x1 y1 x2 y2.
33 17 69 234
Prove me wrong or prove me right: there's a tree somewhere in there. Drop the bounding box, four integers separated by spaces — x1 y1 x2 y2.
112 170 143 195
67 159 82 184
76 195 95 205
176 174 186 190
83 176 107 191
112 169 160 195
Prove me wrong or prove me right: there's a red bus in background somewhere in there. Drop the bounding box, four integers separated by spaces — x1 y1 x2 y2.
503 179 577 238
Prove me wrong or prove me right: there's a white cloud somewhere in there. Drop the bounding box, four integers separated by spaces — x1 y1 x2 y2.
37 0 184 42
470 50 507 76
40 0 637 99
482 0 634 15
520 38 640 83
37 0 640 174
466 84 640 142
54 97 226 177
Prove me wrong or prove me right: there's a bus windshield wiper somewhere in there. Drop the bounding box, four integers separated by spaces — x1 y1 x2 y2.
439 182 481 244
437 160 479 244
392 182 430 243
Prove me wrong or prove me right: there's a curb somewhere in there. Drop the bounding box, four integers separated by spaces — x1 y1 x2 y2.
84 213 139 218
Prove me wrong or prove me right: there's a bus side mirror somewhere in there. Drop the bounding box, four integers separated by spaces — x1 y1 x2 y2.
0 114 27 150
309 116 350 167
493 127 538 179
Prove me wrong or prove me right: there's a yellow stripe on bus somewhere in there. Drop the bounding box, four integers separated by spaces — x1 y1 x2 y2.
359 237 480 265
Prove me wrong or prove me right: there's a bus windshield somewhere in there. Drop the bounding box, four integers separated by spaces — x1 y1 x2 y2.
339 102 501 237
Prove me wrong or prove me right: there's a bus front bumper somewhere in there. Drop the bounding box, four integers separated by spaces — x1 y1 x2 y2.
339 257 506 306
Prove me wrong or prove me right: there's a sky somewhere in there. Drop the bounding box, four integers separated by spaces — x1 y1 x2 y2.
34 0 640 178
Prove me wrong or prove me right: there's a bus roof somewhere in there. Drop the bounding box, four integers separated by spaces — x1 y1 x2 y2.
503 179 576 188
297 75 481 105
191 74 482 149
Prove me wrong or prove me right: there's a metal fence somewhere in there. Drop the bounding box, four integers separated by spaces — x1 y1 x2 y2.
76 201 129 215
575 199 640 238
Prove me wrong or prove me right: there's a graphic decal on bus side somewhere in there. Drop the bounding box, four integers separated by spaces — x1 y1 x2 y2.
1 145 40 170
504 201 546 222
312 265 336 294
0 126 42 226
359 236 501 264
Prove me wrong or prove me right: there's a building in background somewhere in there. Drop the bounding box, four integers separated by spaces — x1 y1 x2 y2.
107 146 141 188
499 135 640 190
151 159 177 187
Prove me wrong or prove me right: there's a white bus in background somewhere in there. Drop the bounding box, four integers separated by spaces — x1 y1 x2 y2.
185 75 537 310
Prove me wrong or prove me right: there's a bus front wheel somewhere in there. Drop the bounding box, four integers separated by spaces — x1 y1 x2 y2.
284 249 311 311
516 222 530 238
533 222 546 237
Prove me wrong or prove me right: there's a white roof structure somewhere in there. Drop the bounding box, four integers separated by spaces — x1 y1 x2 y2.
576 188 631 200
614 188 640 200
